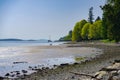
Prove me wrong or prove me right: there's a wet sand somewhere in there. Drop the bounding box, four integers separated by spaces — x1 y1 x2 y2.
3 42 120 80
0 44 101 79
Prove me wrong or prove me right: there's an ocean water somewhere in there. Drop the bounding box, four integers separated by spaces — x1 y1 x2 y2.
0 41 64 47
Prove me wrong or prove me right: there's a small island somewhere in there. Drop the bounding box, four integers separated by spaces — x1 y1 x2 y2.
0 38 23 41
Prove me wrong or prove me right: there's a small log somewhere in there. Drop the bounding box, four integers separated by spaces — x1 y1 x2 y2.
100 68 120 72
70 72 100 80
114 60 120 63
13 61 28 64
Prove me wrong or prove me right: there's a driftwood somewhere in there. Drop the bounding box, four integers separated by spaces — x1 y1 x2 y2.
100 68 120 72
70 72 100 80
114 60 120 63
13 61 28 64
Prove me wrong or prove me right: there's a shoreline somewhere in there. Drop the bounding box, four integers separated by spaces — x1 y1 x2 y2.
2 42 120 80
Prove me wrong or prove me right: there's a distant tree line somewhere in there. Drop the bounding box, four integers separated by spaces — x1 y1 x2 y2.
59 30 72 41
59 0 120 42
72 18 102 42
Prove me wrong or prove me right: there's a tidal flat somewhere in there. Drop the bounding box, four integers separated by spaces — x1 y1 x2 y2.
0 43 102 79
15 42 120 80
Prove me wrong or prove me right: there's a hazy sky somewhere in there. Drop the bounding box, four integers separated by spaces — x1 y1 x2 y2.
0 0 105 40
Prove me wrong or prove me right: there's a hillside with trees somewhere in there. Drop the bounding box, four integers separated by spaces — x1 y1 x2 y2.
60 0 120 43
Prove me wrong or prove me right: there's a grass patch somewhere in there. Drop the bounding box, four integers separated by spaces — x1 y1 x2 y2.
100 39 115 43
75 57 85 62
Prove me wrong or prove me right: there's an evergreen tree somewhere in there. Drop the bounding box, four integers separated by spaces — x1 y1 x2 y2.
69 30 72 38
95 16 101 22
102 0 120 42
88 7 94 24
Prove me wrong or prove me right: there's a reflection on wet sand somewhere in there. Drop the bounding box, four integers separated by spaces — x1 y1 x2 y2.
0 45 102 78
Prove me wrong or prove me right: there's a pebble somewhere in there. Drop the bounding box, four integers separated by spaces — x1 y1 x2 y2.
5 73 10 76
71 76 75 79
0 76 4 79
22 70 28 73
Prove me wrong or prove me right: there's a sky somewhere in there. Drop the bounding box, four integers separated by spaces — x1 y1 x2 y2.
0 0 105 40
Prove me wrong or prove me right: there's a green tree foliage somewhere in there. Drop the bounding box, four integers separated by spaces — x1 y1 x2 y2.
81 23 91 40
72 20 87 41
88 20 102 39
101 18 108 39
88 7 94 24
69 30 72 38
88 24 96 39
102 0 120 42
72 22 80 41
59 30 72 41
94 20 103 39
72 19 102 41
62 19 104 41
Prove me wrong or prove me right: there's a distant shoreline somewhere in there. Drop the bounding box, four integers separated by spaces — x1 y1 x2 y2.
0 38 50 42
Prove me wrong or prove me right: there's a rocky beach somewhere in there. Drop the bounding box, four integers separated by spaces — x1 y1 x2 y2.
0 42 102 80
1 42 119 80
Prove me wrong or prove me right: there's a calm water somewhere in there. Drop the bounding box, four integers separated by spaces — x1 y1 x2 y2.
0 41 102 78
0 41 64 47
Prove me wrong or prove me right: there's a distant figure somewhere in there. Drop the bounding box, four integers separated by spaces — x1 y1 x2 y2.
48 40 52 42
48 35 52 42
48 35 52 46
50 43 52 46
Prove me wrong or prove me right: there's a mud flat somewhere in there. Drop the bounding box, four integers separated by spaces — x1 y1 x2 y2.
0 43 102 79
